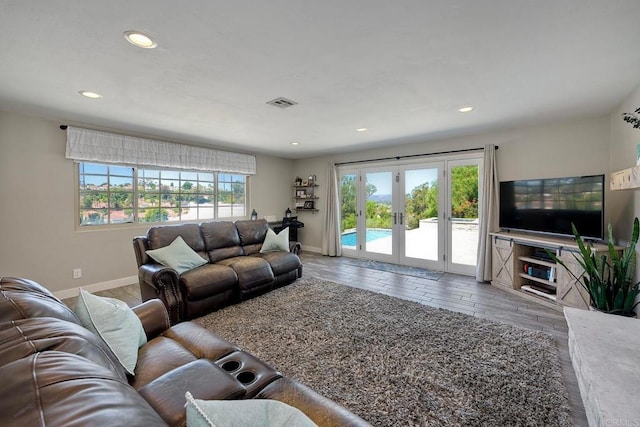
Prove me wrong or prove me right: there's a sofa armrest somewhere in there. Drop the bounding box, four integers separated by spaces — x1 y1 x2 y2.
255 377 371 426
289 241 302 255
138 264 182 325
132 299 170 340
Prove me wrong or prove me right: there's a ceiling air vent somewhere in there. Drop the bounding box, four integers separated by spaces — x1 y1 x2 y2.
266 97 298 109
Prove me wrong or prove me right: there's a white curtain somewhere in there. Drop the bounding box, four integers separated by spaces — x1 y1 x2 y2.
65 126 256 174
476 144 499 282
321 164 342 256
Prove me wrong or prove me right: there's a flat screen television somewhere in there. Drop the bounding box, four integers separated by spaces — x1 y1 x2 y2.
499 174 604 240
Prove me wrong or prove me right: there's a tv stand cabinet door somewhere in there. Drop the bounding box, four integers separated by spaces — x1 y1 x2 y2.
555 252 590 309
492 238 516 290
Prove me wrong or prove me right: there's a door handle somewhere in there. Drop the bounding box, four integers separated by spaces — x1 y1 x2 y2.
393 212 397 225
399 213 404 225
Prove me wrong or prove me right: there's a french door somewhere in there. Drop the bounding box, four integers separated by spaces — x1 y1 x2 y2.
339 156 481 275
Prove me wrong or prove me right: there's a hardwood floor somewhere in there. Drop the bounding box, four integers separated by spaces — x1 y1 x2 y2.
85 252 587 425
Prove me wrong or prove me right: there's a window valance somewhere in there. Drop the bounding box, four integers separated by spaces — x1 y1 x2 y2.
65 126 256 175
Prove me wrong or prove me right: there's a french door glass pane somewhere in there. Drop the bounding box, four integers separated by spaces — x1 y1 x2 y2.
365 171 392 255
404 168 439 261
450 164 479 266
340 173 358 249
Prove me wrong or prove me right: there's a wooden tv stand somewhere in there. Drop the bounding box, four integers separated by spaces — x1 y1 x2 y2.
490 231 611 311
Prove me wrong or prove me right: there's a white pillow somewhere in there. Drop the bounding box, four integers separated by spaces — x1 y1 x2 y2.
260 227 290 253
185 392 317 427
74 289 147 375
146 236 208 274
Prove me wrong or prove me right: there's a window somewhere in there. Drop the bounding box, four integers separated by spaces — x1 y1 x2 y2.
78 162 246 226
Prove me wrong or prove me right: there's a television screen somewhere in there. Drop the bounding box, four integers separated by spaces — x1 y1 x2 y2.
499 174 604 240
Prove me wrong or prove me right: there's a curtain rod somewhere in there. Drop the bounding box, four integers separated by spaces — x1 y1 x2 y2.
60 125 68 130
334 146 497 166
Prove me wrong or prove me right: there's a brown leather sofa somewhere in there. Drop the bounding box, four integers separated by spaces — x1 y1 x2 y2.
133 219 302 323
0 277 370 426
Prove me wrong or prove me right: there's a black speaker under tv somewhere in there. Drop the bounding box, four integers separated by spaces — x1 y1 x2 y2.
499 174 604 241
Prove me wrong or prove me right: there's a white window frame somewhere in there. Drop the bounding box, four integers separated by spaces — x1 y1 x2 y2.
77 162 248 227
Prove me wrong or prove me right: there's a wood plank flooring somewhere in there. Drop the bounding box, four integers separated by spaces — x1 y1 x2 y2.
84 252 587 426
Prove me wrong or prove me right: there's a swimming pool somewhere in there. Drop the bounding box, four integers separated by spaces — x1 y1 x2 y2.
342 229 392 246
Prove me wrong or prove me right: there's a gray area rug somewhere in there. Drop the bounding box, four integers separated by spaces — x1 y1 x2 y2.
343 258 444 281
196 277 570 426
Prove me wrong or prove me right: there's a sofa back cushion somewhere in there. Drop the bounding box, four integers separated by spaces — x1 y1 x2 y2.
0 351 167 427
0 277 80 324
147 223 207 260
235 219 269 255
201 221 244 262
0 317 127 381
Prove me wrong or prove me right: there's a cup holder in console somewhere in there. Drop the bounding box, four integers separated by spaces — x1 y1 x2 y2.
236 371 256 384
214 350 281 398
221 360 240 372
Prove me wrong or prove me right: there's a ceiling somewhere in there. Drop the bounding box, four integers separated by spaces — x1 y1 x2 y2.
1 1 640 159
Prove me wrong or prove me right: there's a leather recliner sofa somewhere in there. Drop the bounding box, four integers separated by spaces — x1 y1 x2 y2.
0 277 370 426
133 219 302 323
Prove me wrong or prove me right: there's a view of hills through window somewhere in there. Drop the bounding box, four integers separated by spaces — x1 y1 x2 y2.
78 162 246 225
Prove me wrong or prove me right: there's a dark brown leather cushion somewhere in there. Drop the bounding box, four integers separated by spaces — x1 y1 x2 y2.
0 318 127 381
147 223 207 258
201 221 245 262
138 359 246 426
180 263 237 300
217 256 274 291
0 277 80 324
235 219 269 247
130 322 238 390
254 252 302 276
0 351 167 426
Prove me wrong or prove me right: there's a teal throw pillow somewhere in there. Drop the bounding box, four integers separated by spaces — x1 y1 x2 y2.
74 289 147 375
146 236 208 274
260 227 290 253
185 392 317 427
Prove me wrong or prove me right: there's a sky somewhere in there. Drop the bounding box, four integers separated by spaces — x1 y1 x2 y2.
365 168 439 196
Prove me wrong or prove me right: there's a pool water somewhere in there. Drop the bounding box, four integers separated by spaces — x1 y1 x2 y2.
342 229 391 246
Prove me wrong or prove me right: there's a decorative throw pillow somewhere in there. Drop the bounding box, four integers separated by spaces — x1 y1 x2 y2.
74 289 147 376
260 227 290 253
146 236 208 274
184 392 317 427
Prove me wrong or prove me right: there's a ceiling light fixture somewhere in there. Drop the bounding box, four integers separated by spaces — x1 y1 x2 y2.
79 91 102 99
290 142 300 146
458 106 474 113
356 128 368 132
123 30 158 49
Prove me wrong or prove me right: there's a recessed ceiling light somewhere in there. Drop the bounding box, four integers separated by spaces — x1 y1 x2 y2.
458 106 474 113
290 142 300 146
356 128 368 132
79 91 102 99
123 30 158 49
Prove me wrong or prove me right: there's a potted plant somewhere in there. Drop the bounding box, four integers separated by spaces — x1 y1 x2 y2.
548 217 640 317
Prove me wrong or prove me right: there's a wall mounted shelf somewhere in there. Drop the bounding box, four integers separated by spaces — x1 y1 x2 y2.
611 165 640 190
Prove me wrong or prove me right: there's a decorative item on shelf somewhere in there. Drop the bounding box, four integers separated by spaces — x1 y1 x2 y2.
285 207 292 218
250 209 258 220
308 174 314 185
547 217 640 317
301 179 308 186
622 107 640 129
312 174 317 183
303 201 314 210
294 176 303 186
296 190 306 197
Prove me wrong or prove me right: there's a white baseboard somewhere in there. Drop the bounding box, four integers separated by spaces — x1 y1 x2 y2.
53 275 138 300
302 245 322 254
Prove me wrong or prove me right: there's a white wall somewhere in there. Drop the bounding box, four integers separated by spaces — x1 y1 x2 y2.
0 111 293 293
292 115 612 251
609 83 640 243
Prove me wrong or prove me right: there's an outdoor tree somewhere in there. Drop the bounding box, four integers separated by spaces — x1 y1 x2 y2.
144 209 169 222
